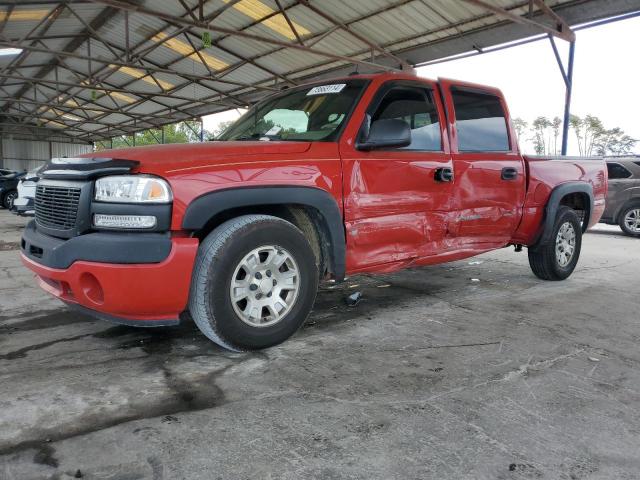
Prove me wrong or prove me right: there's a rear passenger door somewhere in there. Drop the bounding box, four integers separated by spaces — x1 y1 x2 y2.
440 79 526 247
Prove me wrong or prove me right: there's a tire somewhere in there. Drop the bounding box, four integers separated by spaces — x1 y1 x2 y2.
2 190 17 209
189 214 319 351
618 202 640 237
528 206 582 281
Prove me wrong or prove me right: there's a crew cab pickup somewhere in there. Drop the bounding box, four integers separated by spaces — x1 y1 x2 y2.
21 72 607 351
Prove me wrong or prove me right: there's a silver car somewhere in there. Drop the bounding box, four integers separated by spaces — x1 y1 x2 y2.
11 166 42 217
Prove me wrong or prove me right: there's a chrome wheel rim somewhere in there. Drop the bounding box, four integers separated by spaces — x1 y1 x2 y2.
6 192 16 208
624 209 640 233
229 245 300 328
555 222 576 267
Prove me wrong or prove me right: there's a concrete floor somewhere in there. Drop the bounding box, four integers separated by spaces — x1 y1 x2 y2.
1 209 639 480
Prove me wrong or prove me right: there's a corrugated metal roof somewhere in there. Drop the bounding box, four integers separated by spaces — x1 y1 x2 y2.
0 0 637 142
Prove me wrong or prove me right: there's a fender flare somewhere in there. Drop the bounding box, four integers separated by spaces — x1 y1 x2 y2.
538 182 594 245
182 186 346 281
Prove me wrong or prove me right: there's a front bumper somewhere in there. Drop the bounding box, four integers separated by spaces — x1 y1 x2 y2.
21 227 199 325
11 197 34 216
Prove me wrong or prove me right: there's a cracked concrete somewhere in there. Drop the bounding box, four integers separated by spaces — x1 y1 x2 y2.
1 210 640 479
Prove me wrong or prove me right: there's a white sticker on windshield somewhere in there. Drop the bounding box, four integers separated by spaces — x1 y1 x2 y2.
306 84 346 96
265 125 282 136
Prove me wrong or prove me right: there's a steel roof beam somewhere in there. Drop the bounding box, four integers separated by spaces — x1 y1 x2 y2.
0 96 193 123
0 111 111 136
0 40 278 93
128 9 294 87
297 0 413 70
87 0 401 72
0 72 241 109
533 0 574 41
0 122 91 142
0 4 64 84
0 2 262 128
458 0 575 41
0 6 118 112
275 0 305 46
61 4 254 106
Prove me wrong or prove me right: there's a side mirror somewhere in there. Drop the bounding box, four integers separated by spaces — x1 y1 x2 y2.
357 119 411 151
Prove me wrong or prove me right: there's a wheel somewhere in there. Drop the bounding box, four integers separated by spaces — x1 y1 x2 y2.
189 214 319 351
528 206 582 281
2 190 17 209
618 202 640 237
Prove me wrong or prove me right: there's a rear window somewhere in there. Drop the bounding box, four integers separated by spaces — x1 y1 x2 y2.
607 162 632 179
451 89 510 152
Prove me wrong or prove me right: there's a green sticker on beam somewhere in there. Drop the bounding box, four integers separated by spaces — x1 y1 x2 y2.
91 90 97 100
202 31 211 48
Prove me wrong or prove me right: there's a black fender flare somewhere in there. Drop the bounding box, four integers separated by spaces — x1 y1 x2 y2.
538 182 593 245
182 186 346 281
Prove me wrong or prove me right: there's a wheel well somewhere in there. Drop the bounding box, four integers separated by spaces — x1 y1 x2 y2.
193 204 332 278
559 192 590 230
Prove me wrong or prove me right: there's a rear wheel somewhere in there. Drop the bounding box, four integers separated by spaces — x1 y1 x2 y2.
189 215 318 351
618 203 640 237
528 206 582 280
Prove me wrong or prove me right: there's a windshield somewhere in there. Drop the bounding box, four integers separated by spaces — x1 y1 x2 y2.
219 80 367 142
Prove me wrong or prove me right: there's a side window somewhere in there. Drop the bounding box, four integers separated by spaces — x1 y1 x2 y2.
607 162 632 179
451 89 510 152
371 86 441 151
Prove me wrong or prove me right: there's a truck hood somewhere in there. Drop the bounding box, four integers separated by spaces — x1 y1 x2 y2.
80 141 312 175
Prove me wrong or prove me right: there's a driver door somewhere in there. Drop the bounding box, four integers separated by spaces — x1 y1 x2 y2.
340 80 454 273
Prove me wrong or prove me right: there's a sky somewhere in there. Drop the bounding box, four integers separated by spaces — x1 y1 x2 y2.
204 15 640 155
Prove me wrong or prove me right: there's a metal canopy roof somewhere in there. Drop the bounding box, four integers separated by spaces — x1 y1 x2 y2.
0 0 638 143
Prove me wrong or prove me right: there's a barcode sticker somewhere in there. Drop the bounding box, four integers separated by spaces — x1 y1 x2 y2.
306 84 346 96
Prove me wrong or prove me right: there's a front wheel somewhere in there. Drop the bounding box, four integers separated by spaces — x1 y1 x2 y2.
2 190 17 209
528 206 582 281
618 203 640 237
189 215 318 351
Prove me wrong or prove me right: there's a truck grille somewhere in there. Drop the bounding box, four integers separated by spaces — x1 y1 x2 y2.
35 184 82 230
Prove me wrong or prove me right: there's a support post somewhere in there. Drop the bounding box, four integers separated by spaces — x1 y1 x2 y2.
161 125 165 144
561 40 575 156
200 117 204 142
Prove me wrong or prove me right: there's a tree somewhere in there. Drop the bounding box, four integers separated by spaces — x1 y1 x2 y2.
531 116 552 155
210 119 236 139
512 117 528 143
551 116 562 155
570 114 636 156
94 120 214 150
593 127 637 156
570 114 604 156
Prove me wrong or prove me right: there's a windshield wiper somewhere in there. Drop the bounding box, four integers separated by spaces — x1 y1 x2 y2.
233 133 283 141
233 133 262 141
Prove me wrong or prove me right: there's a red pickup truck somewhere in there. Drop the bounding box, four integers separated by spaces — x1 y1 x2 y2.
21 72 607 351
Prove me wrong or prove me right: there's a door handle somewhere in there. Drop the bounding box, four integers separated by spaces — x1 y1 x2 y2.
501 167 518 180
435 167 454 182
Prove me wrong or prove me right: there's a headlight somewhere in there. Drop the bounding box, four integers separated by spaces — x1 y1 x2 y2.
94 175 172 203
